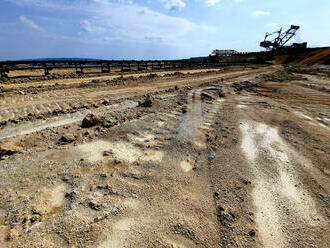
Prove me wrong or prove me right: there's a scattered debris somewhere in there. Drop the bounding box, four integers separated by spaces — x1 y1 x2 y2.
0 143 22 159
102 116 118 128
59 134 75 143
139 95 153 107
232 81 256 92
0 65 328 248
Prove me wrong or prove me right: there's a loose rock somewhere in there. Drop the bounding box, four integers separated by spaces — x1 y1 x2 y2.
139 95 153 108
59 134 75 143
0 144 23 159
81 113 102 128
102 116 117 128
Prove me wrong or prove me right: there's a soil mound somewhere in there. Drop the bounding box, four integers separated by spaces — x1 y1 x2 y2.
275 47 330 66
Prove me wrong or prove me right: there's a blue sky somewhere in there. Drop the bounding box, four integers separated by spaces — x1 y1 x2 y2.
0 0 329 60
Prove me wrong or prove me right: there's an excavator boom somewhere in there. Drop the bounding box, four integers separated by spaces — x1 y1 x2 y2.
260 25 300 51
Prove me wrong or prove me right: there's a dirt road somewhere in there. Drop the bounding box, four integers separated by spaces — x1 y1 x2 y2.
0 65 329 247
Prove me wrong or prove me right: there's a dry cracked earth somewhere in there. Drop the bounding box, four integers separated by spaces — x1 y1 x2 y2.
0 65 329 248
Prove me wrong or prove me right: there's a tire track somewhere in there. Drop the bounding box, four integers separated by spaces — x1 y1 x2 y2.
240 120 325 248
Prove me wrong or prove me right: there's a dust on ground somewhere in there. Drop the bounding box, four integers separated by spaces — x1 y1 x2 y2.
0 65 329 248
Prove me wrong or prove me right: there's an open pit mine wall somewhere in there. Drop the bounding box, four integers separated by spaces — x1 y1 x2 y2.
223 47 330 65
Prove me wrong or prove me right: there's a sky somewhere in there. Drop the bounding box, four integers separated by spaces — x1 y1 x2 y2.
0 0 329 60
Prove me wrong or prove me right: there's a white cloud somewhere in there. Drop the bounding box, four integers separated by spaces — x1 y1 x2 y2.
10 0 217 47
251 10 270 17
204 0 220 6
195 0 220 7
96 4 200 44
80 20 106 33
19 16 42 30
75 1 216 45
160 0 186 11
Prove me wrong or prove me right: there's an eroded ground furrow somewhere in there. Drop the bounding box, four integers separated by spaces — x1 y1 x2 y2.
0 85 226 247
0 66 275 125
208 78 329 247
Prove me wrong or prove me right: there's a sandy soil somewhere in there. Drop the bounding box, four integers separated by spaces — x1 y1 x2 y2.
0 65 329 248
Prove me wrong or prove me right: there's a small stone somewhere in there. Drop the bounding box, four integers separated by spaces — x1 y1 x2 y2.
94 214 108 222
207 153 215 160
81 113 102 128
0 143 23 159
65 190 77 199
1 155 9 160
248 229 256 237
218 90 226 97
102 117 117 128
110 207 119 215
139 95 153 108
103 151 113 157
89 200 102 211
59 134 75 143
242 179 251 185
113 159 120 165
69 204 76 210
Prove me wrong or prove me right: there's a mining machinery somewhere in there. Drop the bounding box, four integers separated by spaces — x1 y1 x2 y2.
207 49 239 62
210 49 238 57
260 25 307 52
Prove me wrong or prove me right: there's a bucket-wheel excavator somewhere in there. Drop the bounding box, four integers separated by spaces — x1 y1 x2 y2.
260 25 307 52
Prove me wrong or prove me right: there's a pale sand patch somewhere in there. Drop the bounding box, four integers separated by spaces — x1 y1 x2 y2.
144 150 164 162
294 111 313 121
157 121 165 127
98 198 151 248
131 133 155 143
294 111 329 130
78 140 163 163
317 122 329 129
180 160 193 173
239 123 257 161
33 183 67 217
237 104 248 109
240 121 324 248
277 171 321 226
253 179 285 248
98 217 136 248
0 111 88 140
50 184 67 207
0 225 9 242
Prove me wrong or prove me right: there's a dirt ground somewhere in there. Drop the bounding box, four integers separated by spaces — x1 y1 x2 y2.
0 65 329 248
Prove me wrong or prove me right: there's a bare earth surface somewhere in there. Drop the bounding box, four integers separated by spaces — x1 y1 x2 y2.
0 65 329 248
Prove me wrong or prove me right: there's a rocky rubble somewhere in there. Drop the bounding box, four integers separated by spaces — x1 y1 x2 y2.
81 113 118 129
138 95 153 108
0 143 22 159
81 113 102 128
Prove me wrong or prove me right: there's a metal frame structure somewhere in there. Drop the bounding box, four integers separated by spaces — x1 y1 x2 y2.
260 25 300 51
0 58 254 78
